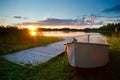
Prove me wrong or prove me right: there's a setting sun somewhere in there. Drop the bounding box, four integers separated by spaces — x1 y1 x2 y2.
28 26 37 31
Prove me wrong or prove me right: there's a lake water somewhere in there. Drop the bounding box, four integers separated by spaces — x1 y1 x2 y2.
39 31 107 44
39 31 100 38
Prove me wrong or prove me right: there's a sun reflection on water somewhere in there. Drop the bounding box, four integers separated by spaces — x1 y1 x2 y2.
30 31 37 36
28 26 37 36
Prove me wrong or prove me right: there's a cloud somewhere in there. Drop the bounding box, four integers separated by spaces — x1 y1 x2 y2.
102 4 120 13
115 15 120 18
38 18 77 25
13 16 28 19
17 18 101 27
13 16 22 19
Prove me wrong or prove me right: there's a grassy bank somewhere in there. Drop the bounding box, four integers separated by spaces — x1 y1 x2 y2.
106 36 120 80
0 36 120 80
0 27 63 55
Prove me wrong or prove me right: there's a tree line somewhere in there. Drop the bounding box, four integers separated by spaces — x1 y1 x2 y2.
0 23 120 36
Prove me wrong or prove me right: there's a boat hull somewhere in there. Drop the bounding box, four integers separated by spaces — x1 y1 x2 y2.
66 42 109 68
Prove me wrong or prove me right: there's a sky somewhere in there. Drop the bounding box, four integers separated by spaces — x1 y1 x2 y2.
0 0 120 29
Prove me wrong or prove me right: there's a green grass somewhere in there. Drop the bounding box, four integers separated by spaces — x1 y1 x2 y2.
0 57 28 80
0 36 120 80
107 36 120 80
0 54 72 80
0 36 63 55
107 36 120 52
0 53 114 80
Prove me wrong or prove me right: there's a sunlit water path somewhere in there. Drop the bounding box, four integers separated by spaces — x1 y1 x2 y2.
40 31 87 38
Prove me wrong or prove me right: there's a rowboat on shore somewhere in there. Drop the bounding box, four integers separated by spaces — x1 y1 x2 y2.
65 34 109 68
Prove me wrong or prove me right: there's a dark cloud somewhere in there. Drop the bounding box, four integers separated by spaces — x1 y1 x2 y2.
102 4 120 13
16 16 120 27
38 18 76 25
115 15 120 18
17 18 78 26
17 18 101 27
13 16 22 19
13 16 28 19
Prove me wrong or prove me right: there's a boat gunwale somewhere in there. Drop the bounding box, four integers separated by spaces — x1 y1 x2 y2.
66 42 110 47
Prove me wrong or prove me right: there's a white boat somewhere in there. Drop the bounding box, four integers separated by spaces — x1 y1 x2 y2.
65 34 109 68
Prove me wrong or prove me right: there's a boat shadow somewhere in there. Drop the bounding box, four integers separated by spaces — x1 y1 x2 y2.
72 64 113 80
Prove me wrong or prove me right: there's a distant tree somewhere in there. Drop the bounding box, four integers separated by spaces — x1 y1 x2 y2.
99 23 120 36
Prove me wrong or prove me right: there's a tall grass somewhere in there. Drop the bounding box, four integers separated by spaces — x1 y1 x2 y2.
107 36 120 52
0 26 63 55
107 36 120 80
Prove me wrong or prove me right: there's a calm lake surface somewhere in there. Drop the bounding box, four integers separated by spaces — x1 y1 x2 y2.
39 31 107 44
40 31 100 38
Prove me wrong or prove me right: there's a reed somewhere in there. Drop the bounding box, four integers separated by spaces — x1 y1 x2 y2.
0 26 63 55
